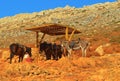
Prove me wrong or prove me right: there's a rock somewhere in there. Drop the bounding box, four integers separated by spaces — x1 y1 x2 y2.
95 45 104 56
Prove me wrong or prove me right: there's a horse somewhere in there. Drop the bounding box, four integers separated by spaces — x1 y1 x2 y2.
39 41 63 60
61 38 89 57
9 43 32 64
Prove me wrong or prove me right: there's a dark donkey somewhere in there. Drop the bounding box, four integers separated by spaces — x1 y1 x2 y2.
9 43 32 64
39 41 63 60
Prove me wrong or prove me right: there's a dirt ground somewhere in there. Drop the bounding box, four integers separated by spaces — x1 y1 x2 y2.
0 42 120 81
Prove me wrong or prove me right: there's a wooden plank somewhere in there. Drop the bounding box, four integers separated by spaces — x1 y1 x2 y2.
36 32 39 47
69 29 75 41
25 23 81 36
39 33 46 44
65 27 69 40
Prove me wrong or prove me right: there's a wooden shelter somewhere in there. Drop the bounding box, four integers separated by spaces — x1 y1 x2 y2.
25 23 81 47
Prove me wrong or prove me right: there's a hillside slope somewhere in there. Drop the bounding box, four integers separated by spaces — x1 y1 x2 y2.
0 1 120 48
0 1 120 81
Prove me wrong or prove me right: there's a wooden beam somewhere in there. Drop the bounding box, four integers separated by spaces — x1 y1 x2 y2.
65 27 69 40
35 32 39 47
39 33 46 44
37 33 46 63
69 29 75 41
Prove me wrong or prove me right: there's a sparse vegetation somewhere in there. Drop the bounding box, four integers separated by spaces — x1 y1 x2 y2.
0 2 120 48
0 2 120 81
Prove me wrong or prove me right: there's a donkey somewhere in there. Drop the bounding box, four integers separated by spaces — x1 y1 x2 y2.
9 43 32 64
39 41 63 60
61 38 89 57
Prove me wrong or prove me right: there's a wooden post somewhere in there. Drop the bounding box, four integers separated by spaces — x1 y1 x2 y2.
37 33 45 63
36 31 39 47
69 29 75 41
39 33 46 44
65 27 69 40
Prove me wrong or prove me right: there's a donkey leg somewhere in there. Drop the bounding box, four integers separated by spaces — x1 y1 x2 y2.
83 48 87 57
52 51 56 60
68 49 72 57
81 48 85 57
63 47 67 57
58 53 62 59
18 56 21 63
84 46 88 57
10 53 14 64
46 53 51 60
21 56 24 62
81 48 83 57
84 49 86 57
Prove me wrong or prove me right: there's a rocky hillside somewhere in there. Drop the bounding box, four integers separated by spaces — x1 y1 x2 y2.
0 1 120 48
0 1 120 81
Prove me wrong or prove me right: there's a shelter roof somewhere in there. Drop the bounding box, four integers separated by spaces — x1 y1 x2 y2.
25 23 81 36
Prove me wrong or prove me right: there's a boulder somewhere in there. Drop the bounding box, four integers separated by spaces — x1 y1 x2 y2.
95 43 112 56
95 45 104 56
